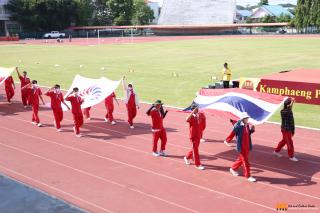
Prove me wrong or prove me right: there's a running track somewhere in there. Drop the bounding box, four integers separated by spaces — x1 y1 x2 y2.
0 88 319 213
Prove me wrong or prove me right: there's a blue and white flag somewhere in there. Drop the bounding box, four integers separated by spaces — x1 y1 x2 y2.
63 75 121 111
187 88 287 125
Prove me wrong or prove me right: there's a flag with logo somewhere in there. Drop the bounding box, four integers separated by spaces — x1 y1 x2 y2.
0 67 15 87
184 88 287 125
63 75 121 111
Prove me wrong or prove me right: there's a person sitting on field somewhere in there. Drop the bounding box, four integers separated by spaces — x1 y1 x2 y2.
221 62 232 89
273 98 298 162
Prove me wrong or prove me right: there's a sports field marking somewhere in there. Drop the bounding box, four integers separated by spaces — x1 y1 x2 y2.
0 141 199 213
0 165 114 213
1 120 319 202
0 126 276 211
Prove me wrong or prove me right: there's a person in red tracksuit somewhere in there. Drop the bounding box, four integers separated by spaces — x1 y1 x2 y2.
273 98 298 162
199 112 206 142
83 107 91 120
16 67 31 108
65 87 84 137
45 84 70 132
184 104 205 170
4 75 15 104
22 80 45 127
147 100 168 157
104 92 119 125
122 76 139 128
229 112 256 182
224 119 237 147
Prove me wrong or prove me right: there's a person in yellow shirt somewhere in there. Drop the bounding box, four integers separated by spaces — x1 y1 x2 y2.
222 62 232 88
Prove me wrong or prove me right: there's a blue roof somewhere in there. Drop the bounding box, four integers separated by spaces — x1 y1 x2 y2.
237 10 252 17
262 5 293 17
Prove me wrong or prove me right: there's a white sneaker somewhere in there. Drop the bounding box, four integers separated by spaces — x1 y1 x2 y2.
159 151 167 157
24 106 27 109
224 140 232 147
229 168 239 176
111 121 116 125
130 126 135 129
290 157 299 162
76 134 83 138
8 101 12 105
37 123 42 127
196 165 205 170
273 151 282 158
184 156 191 165
104 118 109 123
152 152 160 157
248 177 257 182
86 118 91 121
200 138 206 142
57 129 62 132
31 122 37 125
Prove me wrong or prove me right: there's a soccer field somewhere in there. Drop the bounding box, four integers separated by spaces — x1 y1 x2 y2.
1 36 320 128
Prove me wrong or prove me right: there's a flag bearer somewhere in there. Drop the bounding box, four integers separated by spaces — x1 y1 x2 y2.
229 112 256 182
122 76 139 128
146 100 168 157
4 75 15 104
65 87 84 137
104 92 119 125
16 67 31 108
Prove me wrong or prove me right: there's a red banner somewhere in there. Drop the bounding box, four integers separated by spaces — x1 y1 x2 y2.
257 79 320 105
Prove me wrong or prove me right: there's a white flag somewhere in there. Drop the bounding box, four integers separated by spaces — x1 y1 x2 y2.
63 75 121 111
0 67 15 87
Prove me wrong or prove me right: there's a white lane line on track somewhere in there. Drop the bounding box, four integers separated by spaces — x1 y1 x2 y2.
0 142 199 213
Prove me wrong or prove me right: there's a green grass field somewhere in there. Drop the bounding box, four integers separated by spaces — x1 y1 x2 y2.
1 37 320 128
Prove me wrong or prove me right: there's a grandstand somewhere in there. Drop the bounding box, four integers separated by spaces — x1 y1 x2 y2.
157 0 236 34
158 0 236 25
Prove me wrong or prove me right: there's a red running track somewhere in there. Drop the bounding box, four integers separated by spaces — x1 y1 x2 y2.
1 34 320 46
0 88 319 213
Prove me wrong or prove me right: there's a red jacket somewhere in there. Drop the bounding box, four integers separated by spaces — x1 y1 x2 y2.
150 108 164 130
5 76 14 89
29 88 42 106
66 96 83 114
105 92 116 108
188 114 202 140
18 75 30 88
45 91 64 109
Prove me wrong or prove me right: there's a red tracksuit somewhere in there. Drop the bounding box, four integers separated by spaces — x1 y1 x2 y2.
149 108 167 152
5 76 14 102
105 92 116 122
66 96 84 135
83 107 91 119
186 114 203 167
275 130 294 158
18 75 31 106
225 119 237 143
127 92 137 126
29 88 42 124
199 112 206 139
232 125 251 178
45 91 64 129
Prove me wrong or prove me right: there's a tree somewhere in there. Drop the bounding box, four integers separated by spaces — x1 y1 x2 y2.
261 15 275 23
132 0 154 25
91 0 112 25
258 0 268 6
106 0 134 25
275 13 292 23
295 0 320 32
6 0 93 31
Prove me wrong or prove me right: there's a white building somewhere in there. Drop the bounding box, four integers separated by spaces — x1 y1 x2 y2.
158 0 236 25
0 0 19 36
146 1 161 24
